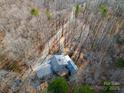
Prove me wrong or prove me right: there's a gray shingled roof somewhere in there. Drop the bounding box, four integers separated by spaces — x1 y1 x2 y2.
50 55 68 73
36 63 53 78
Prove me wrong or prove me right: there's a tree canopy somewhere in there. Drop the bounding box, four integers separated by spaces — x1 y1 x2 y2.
99 4 108 17
31 8 39 16
48 77 68 93
73 85 95 93
74 4 80 17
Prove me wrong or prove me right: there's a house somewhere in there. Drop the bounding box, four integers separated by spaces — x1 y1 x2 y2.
50 55 78 76
35 55 78 79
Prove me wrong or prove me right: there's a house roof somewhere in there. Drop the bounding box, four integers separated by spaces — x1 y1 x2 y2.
36 63 53 78
65 55 78 73
53 55 68 65
50 55 78 74
50 55 68 73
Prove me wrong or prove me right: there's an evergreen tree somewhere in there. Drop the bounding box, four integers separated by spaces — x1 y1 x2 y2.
48 77 68 93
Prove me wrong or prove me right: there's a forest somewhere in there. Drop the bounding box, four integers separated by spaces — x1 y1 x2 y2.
0 0 124 93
